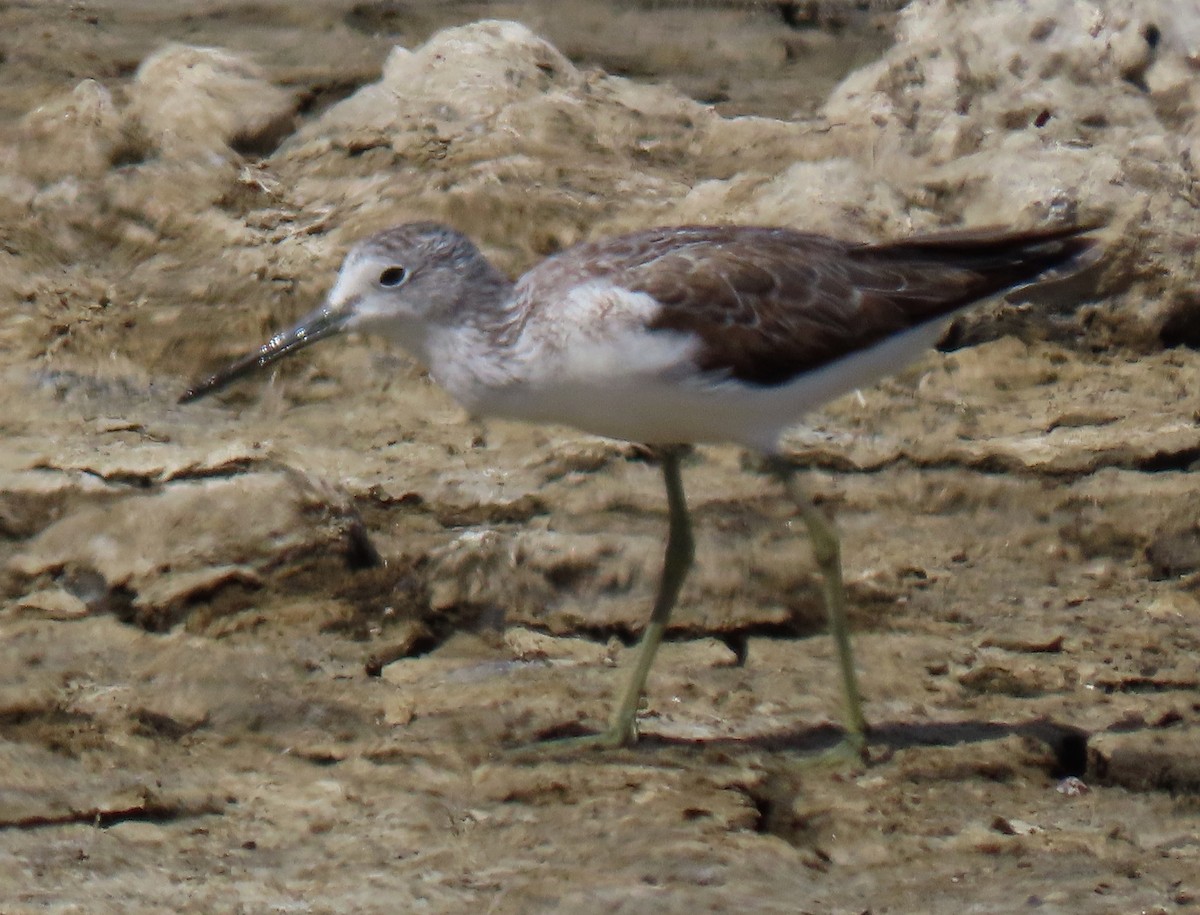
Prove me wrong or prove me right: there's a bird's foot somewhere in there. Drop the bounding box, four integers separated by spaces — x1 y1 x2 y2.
791 731 871 771
506 717 638 760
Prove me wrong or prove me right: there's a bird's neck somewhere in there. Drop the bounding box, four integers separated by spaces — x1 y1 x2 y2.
421 284 530 414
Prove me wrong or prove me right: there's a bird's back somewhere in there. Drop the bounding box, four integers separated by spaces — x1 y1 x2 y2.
518 223 1098 388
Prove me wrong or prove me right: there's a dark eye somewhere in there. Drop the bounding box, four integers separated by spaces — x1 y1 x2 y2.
378 266 408 287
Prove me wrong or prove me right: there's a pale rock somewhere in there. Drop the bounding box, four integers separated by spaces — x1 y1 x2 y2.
129 44 296 160
17 79 124 182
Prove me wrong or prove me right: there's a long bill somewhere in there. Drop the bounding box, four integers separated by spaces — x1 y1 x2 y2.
178 306 350 404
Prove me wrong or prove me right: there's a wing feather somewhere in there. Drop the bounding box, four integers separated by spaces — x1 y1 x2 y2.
519 224 1097 386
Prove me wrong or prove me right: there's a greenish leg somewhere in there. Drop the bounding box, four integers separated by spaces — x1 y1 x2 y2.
600 447 695 746
770 459 868 753
527 447 695 752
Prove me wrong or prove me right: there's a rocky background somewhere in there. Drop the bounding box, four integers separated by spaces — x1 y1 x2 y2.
1 1 1199 912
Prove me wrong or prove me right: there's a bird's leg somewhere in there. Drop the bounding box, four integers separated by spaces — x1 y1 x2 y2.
767 457 868 755
524 446 694 753
600 446 695 746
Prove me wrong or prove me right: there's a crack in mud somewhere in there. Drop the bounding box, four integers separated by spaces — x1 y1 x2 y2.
0 798 225 832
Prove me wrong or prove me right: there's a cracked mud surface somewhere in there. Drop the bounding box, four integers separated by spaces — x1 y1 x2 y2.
2 2 1199 913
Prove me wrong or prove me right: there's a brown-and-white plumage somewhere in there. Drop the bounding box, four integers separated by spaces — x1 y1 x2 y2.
181 219 1100 753
182 221 1095 447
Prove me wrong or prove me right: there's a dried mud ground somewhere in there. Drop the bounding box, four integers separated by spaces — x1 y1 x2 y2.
2 3 1200 914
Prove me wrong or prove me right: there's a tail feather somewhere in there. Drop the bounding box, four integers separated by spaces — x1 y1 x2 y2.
864 222 1100 295
848 222 1101 319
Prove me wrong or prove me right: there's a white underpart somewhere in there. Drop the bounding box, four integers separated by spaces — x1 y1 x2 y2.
424 281 952 454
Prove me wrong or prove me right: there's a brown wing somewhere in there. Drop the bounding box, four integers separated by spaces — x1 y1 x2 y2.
534 224 1097 387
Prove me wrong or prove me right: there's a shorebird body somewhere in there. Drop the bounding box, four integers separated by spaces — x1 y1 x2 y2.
439 310 948 451
184 223 1096 450
181 219 1099 754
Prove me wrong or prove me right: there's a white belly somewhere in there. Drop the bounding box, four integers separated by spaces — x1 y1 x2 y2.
474 319 951 453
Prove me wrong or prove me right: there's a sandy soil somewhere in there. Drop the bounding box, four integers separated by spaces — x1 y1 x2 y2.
1 2 1199 913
